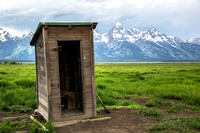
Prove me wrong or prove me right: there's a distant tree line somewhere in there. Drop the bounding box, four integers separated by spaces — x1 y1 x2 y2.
0 61 22 65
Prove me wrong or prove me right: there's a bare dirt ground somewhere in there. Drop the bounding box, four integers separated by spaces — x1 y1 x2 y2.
0 110 34 123
1 99 200 133
55 108 159 133
0 111 18 122
55 99 200 133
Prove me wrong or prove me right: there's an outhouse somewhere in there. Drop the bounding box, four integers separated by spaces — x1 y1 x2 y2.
30 22 97 122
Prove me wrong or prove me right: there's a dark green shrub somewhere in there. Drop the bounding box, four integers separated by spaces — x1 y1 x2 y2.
96 84 107 90
3 61 8 64
0 80 9 87
9 61 17 65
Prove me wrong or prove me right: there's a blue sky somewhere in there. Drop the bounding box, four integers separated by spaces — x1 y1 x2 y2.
0 0 200 40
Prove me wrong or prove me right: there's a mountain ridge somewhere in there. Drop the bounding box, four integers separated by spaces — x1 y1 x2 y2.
94 22 200 61
0 28 34 60
0 23 200 61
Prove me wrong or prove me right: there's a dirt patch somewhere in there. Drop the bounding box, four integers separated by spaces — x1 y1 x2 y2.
165 110 200 118
132 98 150 105
164 99 182 104
0 110 34 122
0 111 16 122
55 108 159 133
1 101 200 133
55 101 200 133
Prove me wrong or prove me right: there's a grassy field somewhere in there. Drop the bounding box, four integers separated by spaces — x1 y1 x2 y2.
0 65 36 113
95 63 200 107
0 63 200 132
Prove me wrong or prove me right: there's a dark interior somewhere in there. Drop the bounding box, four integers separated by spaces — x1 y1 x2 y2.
58 41 83 116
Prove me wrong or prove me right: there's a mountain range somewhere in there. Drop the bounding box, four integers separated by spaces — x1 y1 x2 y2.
0 28 34 61
0 23 200 62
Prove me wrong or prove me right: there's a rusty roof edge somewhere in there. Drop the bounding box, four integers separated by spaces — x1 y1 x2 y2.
30 22 98 46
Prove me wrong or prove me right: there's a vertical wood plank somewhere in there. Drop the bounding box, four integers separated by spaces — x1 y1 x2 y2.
90 28 97 116
43 27 50 119
34 42 39 108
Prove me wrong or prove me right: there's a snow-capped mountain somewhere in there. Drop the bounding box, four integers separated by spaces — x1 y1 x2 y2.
0 28 34 60
186 38 200 45
0 23 200 61
94 22 200 61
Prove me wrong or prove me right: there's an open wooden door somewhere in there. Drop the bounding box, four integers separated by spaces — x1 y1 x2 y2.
58 41 83 117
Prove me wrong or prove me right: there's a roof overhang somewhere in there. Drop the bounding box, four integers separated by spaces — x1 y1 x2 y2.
30 22 98 46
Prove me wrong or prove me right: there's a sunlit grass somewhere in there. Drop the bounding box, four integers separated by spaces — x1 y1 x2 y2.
95 64 200 107
148 116 200 132
0 63 200 113
0 64 36 113
0 63 200 132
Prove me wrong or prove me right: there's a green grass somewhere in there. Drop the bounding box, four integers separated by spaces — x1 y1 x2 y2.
0 119 55 133
95 64 200 107
0 119 32 133
148 116 200 133
1 63 199 112
95 63 200 132
144 98 200 113
30 120 55 133
1 63 200 132
138 107 164 120
0 64 36 113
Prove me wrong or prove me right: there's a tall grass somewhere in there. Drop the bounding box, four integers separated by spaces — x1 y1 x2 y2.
0 63 200 113
95 64 200 107
0 65 36 113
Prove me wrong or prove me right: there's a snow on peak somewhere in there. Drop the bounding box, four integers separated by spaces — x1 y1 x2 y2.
0 28 34 42
148 27 157 32
187 38 195 42
147 27 160 35
93 22 200 49
187 38 200 44
101 33 109 43
27 32 33 37
128 28 142 35
20 32 33 39
114 22 123 28
0 28 9 42
93 30 101 42
0 28 5 33
142 27 173 43
93 30 109 43
109 22 126 41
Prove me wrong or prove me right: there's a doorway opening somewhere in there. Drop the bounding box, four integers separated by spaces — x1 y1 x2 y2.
58 41 83 117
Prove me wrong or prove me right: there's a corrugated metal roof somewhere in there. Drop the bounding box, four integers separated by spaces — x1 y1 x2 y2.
30 22 97 45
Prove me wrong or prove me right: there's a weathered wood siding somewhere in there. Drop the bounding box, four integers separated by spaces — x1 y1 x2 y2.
35 32 49 120
46 26 96 121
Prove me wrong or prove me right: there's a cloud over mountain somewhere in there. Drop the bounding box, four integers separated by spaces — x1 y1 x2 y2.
0 0 200 39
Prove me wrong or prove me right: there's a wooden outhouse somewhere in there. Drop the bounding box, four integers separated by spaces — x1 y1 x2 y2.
30 22 97 122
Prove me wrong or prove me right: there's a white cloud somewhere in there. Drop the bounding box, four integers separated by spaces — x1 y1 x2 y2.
0 0 200 39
